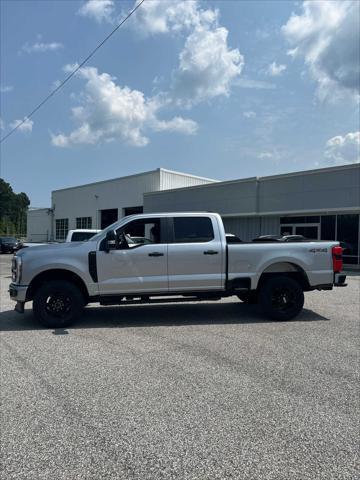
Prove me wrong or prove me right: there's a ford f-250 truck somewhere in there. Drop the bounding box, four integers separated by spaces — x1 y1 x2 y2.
9 212 346 328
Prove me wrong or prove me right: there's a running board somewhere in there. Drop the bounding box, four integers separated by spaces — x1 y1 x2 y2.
99 295 223 306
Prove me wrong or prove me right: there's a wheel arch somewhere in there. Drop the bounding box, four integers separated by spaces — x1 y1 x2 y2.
258 262 310 291
27 269 89 301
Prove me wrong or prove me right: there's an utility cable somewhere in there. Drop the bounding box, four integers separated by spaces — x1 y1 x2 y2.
0 0 146 144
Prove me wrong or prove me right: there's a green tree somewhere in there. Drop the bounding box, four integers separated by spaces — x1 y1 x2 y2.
0 179 30 236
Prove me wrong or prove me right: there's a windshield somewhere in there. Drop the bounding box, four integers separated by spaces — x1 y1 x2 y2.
1 237 17 242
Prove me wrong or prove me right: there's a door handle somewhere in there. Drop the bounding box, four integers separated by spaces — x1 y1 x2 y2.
148 252 164 257
203 250 219 255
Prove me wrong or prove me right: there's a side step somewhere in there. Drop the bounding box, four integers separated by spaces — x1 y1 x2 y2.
99 295 222 306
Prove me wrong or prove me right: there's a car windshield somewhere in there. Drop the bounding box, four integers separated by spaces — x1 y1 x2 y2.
1 237 16 242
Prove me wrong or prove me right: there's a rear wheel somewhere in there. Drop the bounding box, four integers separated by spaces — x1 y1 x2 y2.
33 280 84 328
237 292 258 304
258 276 304 321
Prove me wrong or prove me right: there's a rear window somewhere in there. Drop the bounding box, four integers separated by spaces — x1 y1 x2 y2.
173 217 214 243
71 232 96 242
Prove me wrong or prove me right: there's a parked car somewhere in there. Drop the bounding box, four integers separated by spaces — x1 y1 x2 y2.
9 212 346 328
0 236 19 253
65 229 101 242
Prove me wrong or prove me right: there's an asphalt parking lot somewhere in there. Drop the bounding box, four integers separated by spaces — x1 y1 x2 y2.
0 254 359 480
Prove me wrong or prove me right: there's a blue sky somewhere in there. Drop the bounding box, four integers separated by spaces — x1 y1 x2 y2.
1 0 359 206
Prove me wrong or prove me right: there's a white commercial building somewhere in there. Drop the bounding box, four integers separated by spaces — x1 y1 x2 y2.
27 168 216 242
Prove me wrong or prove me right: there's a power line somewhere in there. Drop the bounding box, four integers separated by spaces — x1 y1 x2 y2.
0 0 146 144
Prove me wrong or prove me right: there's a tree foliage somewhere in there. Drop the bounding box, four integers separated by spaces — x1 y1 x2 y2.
0 179 30 236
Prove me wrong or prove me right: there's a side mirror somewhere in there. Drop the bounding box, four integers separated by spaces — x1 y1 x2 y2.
105 230 116 253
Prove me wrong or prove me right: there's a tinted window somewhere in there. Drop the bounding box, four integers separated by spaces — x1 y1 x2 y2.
281 226 293 236
337 214 359 256
280 216 320 224
321 215 336 240
173 217 214 243
295 226 318 239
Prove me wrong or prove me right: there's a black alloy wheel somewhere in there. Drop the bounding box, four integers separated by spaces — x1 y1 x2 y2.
259 276 304 321
33 280 84 328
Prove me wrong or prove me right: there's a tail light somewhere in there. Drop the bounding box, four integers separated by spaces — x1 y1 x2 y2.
332 246 343 273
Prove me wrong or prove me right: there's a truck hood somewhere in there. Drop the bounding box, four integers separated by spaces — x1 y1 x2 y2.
17 240 96 258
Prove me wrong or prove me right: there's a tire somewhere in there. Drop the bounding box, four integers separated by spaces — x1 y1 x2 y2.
33 280 84 328
258 276 304 321
237 292 258 304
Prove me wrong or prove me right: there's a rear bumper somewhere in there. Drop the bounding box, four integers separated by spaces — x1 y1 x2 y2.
334 273 347 287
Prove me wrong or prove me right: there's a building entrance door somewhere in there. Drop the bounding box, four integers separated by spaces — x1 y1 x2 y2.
101 209 118 229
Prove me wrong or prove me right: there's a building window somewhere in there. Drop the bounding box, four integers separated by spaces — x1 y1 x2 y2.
280 217 320 239
55 218 69 240
320 215 336 240
337 214 359 264
280 216 320 224
76 217 92 229
124 206 143 217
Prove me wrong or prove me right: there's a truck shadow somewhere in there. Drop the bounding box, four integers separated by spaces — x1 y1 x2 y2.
0 302 329 332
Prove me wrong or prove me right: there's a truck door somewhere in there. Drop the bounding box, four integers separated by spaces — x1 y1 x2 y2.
97 217 168 295
167 216 224 291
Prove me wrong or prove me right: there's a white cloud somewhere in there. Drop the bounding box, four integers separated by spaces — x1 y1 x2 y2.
153 116 198 135
63 63 80 74
20 41 63 54
131 1 244 106
234 78 275 90
267 62 287 77
258 152 274 160
78 0 115 23
0 85 13 93
51 66 198 148
258 149 283 162
282 1 360 101
132 0 217 35
10 117 33 133
70 1 242 141
172 24 244 106
324 131 360 164
243 111 256 118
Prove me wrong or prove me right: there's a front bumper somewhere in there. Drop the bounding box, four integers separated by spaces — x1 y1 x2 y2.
9 283 28 303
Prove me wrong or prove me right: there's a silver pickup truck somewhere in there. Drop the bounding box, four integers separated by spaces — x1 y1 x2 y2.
9 212 346 328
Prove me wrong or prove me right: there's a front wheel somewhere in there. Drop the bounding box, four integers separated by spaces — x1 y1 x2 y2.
33 280 84 328
258 276 304 321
